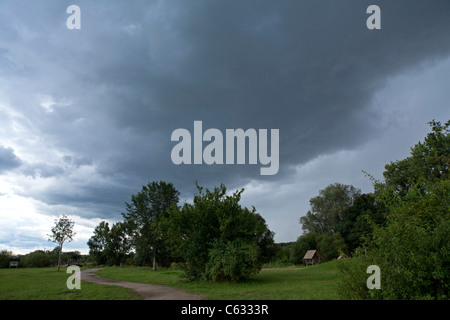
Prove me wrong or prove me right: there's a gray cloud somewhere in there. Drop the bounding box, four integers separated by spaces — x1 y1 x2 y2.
0 146 22 173
21 163 64 178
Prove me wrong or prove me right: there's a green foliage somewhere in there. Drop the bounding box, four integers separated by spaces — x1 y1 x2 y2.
290 232 346 264
300 183 361 234
382 119 449 198
205 240 262 281
317 232 347 262
337 193 386 253
122 180 180 268
337 255 373 300
88 221 110 265
48 215 76 247
289 232 318 264
368 180 449 299
0 250 13 268
48 215 76 271
15 248 80 268
87 221 131 266
162 183 272 281
20 250 57 268
338 120 450 300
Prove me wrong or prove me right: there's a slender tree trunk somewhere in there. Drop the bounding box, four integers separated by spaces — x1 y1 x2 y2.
57 244 63 271
152 250 157 271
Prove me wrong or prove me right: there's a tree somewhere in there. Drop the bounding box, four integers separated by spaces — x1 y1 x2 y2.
88 221 111 265
290 232 319 264
338 120 450 299
300 183 361 234
256 214 277 263
122 181 180 270
161 183 272 281
48 215 76 271
336 193 386 253
316 232 347 262
107 222 131 265
0 250 14 268
382 119 449 198
88 221 131 266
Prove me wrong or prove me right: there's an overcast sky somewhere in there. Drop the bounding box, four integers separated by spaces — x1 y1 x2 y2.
1 0 449 254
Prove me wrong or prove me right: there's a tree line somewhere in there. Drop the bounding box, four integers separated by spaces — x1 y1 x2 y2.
275 183 386 264
87 182 276 281
0 248 83 268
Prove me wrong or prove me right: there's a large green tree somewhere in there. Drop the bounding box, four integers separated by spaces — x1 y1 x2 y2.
87 221 131 266
300 183 361 234
87 221 110 265
336 193 386 253
122 181 180 270
382 119 449 198
161 183 273 281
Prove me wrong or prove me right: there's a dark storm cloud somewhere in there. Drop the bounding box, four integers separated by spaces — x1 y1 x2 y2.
1 0 450 215
76 0 450 191
0 146 22 173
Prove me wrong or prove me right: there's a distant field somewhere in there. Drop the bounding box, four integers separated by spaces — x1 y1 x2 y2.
97 261 341 300
0 267 140 300
0 261 340 300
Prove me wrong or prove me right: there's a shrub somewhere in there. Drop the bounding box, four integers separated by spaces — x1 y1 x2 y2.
204 240 262 281
162 184 271 281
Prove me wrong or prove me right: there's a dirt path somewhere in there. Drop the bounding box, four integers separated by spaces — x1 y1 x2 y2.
80 268 204 300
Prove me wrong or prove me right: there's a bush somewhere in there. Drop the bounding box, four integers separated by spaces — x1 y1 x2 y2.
162 184 271 281
20 250 58 268
337 254 377 300
204 240 262 281
170 262 185 270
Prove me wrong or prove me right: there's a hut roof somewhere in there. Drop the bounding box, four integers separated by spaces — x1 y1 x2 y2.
303 250 321 260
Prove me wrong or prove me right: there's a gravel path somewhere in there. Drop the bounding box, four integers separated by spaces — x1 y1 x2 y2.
80 268 204 300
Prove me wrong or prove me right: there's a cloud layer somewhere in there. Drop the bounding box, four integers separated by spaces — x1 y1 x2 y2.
0 0 449 252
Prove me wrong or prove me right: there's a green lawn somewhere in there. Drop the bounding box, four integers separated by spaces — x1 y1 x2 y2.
0 262 340 300
97 261 341 300
0 267 141 300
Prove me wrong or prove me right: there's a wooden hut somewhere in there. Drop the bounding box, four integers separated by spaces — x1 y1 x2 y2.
303 250 321 265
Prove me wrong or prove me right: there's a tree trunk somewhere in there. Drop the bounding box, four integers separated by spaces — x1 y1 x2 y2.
57 244 63 271
152 251 157 271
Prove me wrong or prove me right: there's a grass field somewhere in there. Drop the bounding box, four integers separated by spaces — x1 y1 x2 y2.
0 261 340 300
97 261 341 300
0 267 140 300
